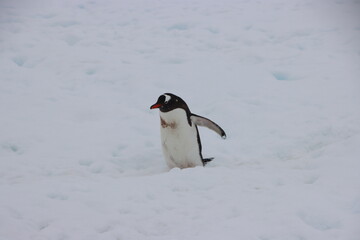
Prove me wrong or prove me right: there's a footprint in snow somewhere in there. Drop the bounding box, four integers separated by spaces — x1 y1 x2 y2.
47 193 68 201
297 211 341 231
272 71 301 81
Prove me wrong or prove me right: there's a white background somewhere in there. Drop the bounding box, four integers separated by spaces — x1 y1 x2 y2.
1 0 359 239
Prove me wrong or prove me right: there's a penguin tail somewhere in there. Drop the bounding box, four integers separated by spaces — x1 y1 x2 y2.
202 157 214 166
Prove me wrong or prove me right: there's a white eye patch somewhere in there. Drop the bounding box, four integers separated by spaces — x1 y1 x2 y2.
164 94 171 103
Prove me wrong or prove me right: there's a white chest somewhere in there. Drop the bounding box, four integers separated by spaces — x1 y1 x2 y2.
159 109 203 168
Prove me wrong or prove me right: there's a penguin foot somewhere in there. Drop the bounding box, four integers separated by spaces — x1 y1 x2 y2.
202 157 214 166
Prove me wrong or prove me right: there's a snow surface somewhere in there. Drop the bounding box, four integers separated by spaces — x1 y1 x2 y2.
1 0 360 239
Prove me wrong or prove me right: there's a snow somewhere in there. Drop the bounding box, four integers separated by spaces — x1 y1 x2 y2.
1 0 360 239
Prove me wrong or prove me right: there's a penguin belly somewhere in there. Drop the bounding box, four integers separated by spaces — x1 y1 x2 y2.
159 109 203 169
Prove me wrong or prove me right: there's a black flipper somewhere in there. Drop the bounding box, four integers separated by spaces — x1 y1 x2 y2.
190 114 226 139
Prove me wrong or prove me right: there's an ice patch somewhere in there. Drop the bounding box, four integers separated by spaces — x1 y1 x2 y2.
297 210 341 231
85 68 96 75
2 143 23 154
167 23 191 31
11 55 43 68
272 71 299 81
47 193 68 201
52 20 79 28
37 221 51 231
161 58 186 64
206 27 219 34
350 198 360 214
97 224 113 234
303 175 319 184
62 35 81 46
12 56 27 67
90 164 104 174
78 159 93 166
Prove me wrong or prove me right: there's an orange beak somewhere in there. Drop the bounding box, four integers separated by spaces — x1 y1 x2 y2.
150 103 161 109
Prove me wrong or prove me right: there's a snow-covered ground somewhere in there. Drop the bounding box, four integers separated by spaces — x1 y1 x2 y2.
1 0 360 239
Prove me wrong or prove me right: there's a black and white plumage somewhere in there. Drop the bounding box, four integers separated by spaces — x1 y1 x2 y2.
150 93 226 169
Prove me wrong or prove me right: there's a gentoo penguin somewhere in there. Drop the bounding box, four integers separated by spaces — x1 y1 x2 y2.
150 93 226 169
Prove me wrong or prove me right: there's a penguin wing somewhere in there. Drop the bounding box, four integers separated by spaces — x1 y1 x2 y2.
190 114 226 139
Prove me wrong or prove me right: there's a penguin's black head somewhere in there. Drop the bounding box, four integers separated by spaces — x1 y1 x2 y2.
150 93 189 113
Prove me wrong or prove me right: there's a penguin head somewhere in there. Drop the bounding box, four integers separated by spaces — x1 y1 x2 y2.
150 93 189 113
